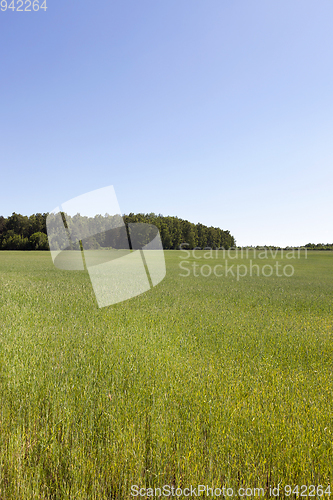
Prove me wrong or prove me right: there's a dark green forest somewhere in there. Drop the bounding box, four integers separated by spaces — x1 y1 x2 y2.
0 212 236 251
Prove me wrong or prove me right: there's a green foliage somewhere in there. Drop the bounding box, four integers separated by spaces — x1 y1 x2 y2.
305 242 333 250
0 212 236 251
5 212 30 238
0 230 29 250
29 232 49 250
0 251 332 498
123 213 235 249
0 213 49 250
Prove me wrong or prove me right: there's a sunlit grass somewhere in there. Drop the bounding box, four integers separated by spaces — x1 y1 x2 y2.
0 250 332 498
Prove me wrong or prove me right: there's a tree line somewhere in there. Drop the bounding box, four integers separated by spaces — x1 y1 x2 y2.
304 243 333 251
123 213 235 249
0 212 236 250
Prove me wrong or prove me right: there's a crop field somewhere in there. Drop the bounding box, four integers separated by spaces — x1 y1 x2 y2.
0 250 333 499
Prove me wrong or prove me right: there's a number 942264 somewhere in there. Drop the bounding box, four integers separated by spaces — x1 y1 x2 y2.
1 0 47 11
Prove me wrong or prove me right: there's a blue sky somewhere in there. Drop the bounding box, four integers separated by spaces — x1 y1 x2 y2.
1 0 332 246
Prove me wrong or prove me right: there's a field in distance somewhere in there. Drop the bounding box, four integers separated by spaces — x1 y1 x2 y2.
0 250 332 499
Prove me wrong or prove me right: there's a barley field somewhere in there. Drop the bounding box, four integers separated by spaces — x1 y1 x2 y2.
0 250 332 499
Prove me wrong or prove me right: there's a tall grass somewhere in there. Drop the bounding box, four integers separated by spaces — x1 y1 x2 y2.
0 250 332 498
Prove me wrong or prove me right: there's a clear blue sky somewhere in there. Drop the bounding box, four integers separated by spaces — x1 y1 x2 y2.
1 0 332 246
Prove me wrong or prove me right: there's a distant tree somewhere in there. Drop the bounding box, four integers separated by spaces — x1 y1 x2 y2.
0 216 6 235
6 213 30 238
197 224 207 248
160 223 173 249
171 219 182 249
82 236 100 250
1 230 29 250
29 232 49 250
181 221 198 249
28 213 47 237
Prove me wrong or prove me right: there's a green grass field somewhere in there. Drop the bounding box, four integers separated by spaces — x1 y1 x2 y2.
0 250 333 499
